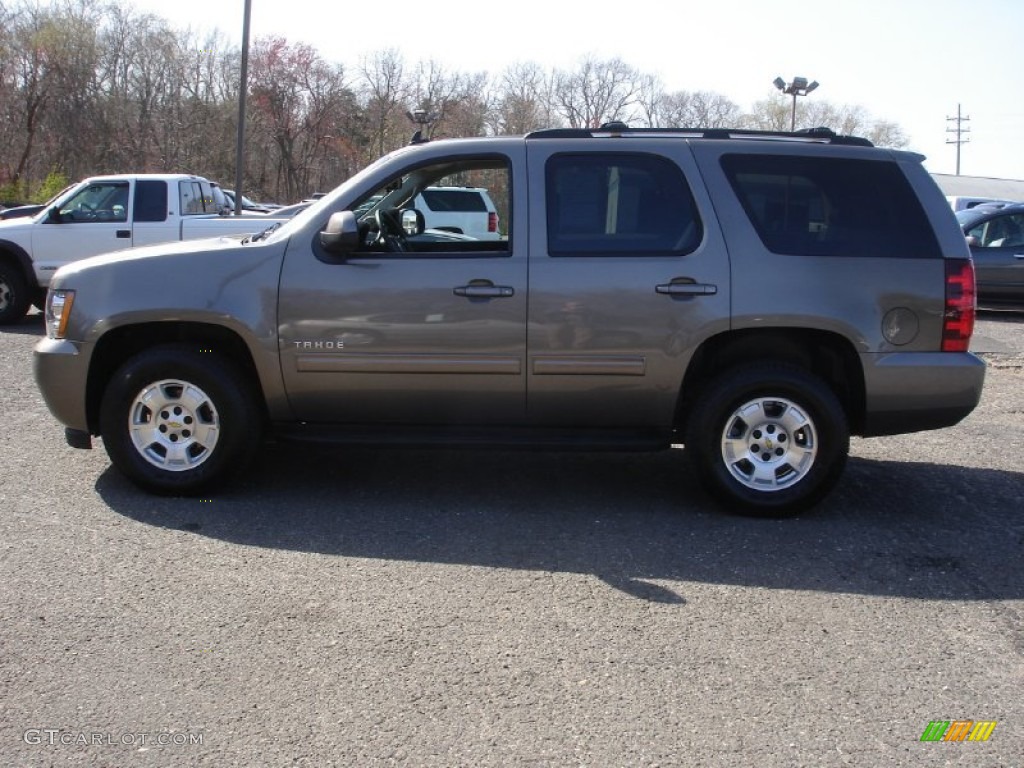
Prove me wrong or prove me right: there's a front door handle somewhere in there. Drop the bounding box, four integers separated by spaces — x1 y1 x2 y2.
656 280 717 296
454 283 514 298
116 230 131 239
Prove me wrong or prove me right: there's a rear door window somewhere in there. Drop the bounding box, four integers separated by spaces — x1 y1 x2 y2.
546 153 702 256
134 180 168 222
721 154 941 259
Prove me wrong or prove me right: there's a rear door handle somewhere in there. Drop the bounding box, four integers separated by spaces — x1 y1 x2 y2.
454 283 514 298
656 281 717 296
116 230 131 239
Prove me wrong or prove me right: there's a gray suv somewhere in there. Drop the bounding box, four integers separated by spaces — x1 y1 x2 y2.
33 125 985 514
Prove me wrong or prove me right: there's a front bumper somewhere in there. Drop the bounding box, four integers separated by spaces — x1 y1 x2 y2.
860 351 986 436
33 337 92 438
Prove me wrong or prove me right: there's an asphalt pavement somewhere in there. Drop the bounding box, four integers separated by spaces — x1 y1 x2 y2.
1 310 1021 767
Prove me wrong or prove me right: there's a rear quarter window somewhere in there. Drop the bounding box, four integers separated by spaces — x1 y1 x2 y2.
721 154 941 259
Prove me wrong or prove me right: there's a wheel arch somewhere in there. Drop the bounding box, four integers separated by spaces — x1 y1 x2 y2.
0 240 37 287
85 322 269 434
675 328 866 435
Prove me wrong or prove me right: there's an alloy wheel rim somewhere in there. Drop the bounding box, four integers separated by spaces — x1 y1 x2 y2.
128 379 220 471
720 396 817 491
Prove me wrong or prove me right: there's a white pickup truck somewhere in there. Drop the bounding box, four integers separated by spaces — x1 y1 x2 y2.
0 174 283 324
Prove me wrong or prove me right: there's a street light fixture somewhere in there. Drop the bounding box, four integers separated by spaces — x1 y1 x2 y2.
773 76 819 132
405 108 438 144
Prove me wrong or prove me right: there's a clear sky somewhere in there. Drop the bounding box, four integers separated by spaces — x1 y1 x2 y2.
130 0 1024 180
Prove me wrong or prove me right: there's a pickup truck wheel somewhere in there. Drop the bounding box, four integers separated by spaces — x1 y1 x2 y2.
0 262 31 325
100 346 262 495
685 364 848 516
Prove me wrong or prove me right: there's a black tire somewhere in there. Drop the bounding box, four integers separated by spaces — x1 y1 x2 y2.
685 364 849 516
0 261 31 325
99 345 263 495
32 289 46 312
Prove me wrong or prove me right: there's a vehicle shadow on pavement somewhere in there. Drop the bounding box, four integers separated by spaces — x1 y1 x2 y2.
1 311 45 336
95 446 1024 604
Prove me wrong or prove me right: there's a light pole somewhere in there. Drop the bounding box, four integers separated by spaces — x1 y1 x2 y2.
773 76 819 132
233 0 252 215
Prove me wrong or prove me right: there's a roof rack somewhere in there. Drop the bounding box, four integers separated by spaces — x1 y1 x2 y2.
525 123 874 147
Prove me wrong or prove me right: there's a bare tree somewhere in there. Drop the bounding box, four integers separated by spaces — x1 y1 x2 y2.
657 90 741 128
553 56 643 129
248 36 352 201
491 61 555 134
357 48 408 158
0 0 914 203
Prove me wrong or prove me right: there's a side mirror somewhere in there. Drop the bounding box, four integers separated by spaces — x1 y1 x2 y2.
965 235 979 247
401 208 425 236
320 211 360 253
47 207 62 223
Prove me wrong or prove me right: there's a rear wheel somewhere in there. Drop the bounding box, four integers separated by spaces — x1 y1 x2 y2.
0 262 31 325
685 364 848 515
100 345 262 494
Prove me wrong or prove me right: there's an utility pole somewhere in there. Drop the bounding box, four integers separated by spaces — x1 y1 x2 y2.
946 104 970 176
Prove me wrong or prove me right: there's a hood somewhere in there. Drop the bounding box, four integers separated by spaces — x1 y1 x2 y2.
52 234 249 283
0 214 38 235
52 233 288 342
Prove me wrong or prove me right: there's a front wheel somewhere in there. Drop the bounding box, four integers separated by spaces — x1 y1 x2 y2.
685 364 849 515
100 345 262 495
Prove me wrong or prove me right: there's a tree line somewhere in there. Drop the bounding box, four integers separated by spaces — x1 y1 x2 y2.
0 0 909 205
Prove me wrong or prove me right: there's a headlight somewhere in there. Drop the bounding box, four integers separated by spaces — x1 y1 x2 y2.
45 289 75 339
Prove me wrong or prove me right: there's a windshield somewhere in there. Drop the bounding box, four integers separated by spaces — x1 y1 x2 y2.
955 208 991 229
262 145 421 244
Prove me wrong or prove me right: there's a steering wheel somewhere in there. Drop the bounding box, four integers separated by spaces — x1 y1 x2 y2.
374 208 408 252
72 203 97 221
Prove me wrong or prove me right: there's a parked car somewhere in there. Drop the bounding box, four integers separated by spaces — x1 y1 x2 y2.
946 195 1017 212
33 125 984 515
412 186 501 239
0 184 77 221
222 189 281 213
268 201 314 218
957 202 1024 306
0 203 45 220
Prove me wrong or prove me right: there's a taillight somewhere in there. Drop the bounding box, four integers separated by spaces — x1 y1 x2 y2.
942 258 975 352
487 211 498 233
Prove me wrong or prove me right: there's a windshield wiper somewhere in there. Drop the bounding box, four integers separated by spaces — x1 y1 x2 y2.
242 222 282 244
